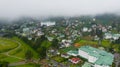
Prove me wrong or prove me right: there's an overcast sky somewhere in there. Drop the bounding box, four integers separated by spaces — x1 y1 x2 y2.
0 0 120 19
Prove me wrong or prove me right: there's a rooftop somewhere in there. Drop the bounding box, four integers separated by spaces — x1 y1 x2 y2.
82 62 92 67
79 46 114 65
67 50 78 55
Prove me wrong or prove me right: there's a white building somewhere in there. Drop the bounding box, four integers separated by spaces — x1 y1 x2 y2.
61 39 72 47
67 46 114 67
104 33 120 40
41 21 56 26
82 27 88 32
104 33 112 39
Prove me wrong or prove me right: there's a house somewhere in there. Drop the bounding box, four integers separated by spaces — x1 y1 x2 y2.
69 57 81 64
61 53 70 58
104 33 120 40
47 37 54 41
94 35 99 41
22 28 30 36
37 31 44 36
67 46 114 67
82 27 88 32
67 50 78 56
104 33 112 39
61 39 72 47
112 34 120 40
102 27 107 32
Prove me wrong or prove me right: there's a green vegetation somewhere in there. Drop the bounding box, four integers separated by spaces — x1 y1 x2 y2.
25 50 33 61
0 37 39 64
60 46 77 53
52 55 67 63
40 40 51 49
77 40 98 47
10 63 41 67
0 37 18 53
0 54 20 63
101 40 111 48
10 37 39 59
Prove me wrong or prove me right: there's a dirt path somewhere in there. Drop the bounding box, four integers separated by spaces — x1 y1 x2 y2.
0 38 38 66
0 39 25 60
5 40 24 60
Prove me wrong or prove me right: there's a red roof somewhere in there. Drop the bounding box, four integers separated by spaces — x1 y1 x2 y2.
70 58 80 62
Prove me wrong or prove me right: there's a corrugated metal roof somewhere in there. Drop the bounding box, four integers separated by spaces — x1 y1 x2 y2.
79 46 114 65
82 62 92 67
68 46 114 65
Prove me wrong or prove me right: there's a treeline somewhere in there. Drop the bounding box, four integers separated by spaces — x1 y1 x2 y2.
0 61 9 67
20 35 59 59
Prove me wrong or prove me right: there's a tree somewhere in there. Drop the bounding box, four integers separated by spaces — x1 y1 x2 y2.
115 37 120 44
34 35 47 48
96 28 103 39
25 50 33 61
51 39 59 49
0 61 9 67
96 28 103 45
37 47 47 59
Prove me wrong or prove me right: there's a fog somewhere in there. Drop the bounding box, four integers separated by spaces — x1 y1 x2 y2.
0 0 120 19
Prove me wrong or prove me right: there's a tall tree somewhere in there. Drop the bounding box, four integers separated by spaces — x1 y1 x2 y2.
25 50 33 61
51 39 59 49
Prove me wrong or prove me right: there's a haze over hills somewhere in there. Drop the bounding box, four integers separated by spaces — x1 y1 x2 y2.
0 0 120 20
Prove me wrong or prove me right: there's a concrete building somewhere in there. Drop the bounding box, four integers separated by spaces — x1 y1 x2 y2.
104 33 120 40
41 21 56 26
67 46 114 67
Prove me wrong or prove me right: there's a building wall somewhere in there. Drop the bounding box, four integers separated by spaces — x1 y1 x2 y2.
78 50 89 59
105 35 112 39
41 22 55 26
94 64 109 67
88 55 98 63
67 52 78 56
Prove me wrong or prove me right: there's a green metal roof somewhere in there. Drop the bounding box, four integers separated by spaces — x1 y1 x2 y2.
82 62 92 67
79 46 114 65
67 50 78 55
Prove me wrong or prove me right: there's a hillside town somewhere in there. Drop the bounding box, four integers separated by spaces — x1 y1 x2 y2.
0 15 120 67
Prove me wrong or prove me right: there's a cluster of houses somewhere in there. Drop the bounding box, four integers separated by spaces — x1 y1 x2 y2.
15 21 56 40
59 39 72 48
104 33 120 40
1 17 117 67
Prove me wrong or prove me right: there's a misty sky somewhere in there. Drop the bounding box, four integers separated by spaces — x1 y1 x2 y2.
0 0 120 19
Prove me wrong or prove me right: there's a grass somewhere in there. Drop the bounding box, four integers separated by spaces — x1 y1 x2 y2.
59 46 77 53
0 37 39 63
9 37 39 59
101 40 111 48
1 57 20 63
0 54 20 63
41 40 51 48
52 55 67 63
75 40 98 48
10 63 40 67
78 40 98 45
0 37 18 53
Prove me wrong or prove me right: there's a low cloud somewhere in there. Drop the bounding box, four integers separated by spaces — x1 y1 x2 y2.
0 0 120 19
